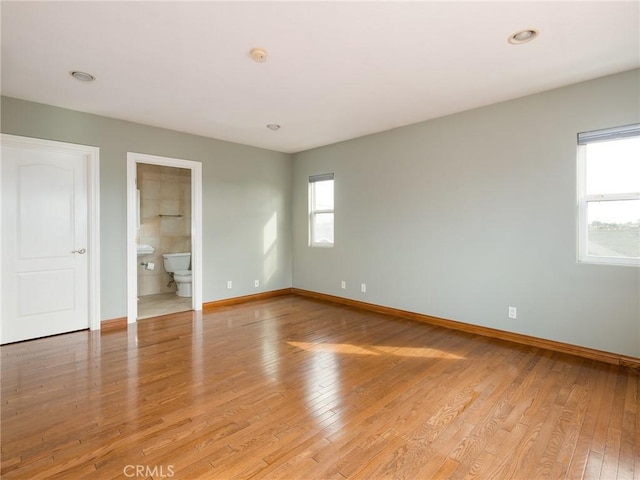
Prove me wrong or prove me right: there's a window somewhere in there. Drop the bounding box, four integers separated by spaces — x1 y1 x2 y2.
309 173 334 247
577 124 640 266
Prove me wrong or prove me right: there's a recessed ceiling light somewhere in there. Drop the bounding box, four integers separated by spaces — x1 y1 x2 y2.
508 29 539 45
70 71 96 82
266 124 281 131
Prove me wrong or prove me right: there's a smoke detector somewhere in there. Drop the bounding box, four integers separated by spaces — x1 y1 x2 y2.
250 48 267 63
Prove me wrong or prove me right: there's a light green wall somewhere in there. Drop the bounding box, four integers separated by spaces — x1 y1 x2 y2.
1 96 292 321
292 69 640 357
3 70 639 357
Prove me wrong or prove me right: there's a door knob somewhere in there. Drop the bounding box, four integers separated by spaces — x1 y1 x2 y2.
72 248 86 254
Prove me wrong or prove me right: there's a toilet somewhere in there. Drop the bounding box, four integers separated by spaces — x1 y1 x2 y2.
162 252 192 297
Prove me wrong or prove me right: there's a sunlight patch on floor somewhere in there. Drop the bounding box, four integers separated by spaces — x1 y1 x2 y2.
288 341 464 359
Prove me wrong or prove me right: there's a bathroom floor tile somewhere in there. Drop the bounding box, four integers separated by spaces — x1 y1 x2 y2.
138 292 191 320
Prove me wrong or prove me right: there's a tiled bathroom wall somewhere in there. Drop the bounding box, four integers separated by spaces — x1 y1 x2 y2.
137 164 192 296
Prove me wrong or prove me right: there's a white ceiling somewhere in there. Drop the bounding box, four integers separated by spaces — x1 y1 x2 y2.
2 1 639 154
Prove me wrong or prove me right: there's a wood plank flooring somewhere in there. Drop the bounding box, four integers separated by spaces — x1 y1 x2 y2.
1 295 638 479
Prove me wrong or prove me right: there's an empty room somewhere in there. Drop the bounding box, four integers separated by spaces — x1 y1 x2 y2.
1 1 639 479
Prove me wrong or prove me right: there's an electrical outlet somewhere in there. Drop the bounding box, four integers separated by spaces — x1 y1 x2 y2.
361 283 367 293
254 280 260 288
341 280 346 289
508 306 517 319
226 280 233 289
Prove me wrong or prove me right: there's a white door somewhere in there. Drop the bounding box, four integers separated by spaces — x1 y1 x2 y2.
1 140 90 343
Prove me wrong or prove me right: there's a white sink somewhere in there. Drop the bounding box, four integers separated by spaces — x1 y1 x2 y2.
137 244 155 256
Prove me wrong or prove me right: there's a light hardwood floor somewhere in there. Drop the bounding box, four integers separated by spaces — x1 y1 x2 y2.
1 295 637 479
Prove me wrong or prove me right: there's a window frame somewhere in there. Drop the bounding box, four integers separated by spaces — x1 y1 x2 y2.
308 173 334 248
577 124 640 267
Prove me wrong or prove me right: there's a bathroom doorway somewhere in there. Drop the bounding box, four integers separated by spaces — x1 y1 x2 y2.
136 163 191 319
127 153 202 323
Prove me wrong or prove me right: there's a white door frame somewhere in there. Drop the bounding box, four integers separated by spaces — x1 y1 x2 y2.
126 152 202 323
0 134 101 341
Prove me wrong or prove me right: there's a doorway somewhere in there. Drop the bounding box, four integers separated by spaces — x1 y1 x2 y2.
1 134 100 343
127 153 202 323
